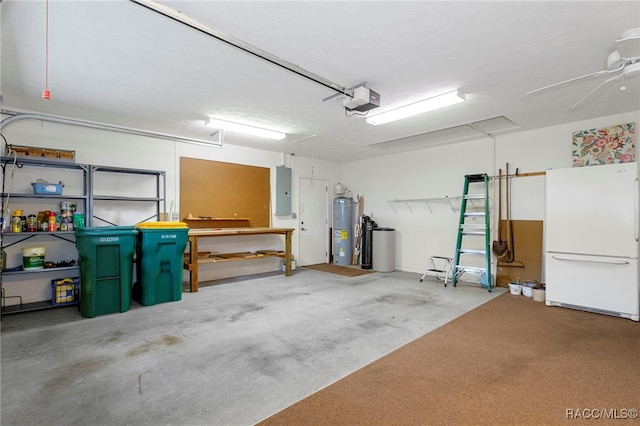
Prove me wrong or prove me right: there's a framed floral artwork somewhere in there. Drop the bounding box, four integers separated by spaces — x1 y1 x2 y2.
571 122 635 167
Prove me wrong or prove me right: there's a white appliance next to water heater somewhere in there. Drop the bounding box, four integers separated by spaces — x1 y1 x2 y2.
545 161 639 321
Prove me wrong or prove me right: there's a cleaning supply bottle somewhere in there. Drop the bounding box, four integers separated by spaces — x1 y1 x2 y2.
0 207 10 232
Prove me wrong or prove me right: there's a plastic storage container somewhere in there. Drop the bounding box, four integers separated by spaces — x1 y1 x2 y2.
51 277 80 307
133 221 189 306
75 226 138 318
31 182 63 195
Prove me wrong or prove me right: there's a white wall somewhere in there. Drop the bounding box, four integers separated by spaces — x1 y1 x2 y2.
341 110 640 281
0 115 341 303
1 110 638 304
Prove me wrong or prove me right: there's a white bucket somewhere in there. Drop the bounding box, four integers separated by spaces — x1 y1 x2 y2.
532 288 546 302
508 282 522 295
22 246 46 270
522 285 533 298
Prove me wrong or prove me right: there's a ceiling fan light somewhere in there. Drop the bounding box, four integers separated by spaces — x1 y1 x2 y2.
366 90 465 126
205 117 286 140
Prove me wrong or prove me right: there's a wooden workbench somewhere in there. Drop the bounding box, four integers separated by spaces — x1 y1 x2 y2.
184 227 294 292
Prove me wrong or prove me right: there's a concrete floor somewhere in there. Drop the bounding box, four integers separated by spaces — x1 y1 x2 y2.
1 268 504 426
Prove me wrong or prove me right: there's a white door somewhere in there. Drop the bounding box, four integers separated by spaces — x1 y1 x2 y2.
298 177 328 266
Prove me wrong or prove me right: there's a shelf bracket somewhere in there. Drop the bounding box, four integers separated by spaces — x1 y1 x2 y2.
446 196 457 212
1 234 37 249
49 233 77 244
405 201 414 214
92 215 118 227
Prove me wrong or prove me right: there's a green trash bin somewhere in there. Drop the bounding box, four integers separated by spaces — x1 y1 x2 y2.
133 221 189 306
75 226 138 318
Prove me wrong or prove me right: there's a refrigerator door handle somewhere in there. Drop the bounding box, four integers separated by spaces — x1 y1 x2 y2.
551 255 629 265
635 178 639 242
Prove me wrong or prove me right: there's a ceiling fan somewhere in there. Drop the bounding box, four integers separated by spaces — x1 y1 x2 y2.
527 27 640 109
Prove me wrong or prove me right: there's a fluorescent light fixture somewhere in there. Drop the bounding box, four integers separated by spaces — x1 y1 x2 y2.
366 90 465 126
206 117 286 140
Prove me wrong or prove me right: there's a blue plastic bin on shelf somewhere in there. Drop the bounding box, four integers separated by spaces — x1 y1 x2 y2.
75 226 138 318
31 182 63 195
133 222 189 306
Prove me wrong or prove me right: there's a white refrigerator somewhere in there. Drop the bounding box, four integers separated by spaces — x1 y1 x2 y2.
545 161 639 321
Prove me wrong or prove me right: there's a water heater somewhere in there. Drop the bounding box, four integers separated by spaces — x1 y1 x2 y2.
332 197 352 265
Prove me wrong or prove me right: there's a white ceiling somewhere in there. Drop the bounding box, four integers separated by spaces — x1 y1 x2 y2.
2 0 639 163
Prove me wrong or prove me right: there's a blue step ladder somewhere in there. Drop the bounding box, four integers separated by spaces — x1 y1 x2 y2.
452 173 493 291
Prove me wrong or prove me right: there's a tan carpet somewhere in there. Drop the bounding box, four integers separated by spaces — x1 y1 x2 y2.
259 293 640 425
304 263 373 277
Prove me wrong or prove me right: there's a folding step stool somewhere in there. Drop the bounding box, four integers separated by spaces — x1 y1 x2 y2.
419 256 453 286
452 173 493 291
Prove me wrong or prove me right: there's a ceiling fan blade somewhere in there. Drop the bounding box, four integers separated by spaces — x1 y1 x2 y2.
526 69 611 95
624 61 640 76
615 31 640 59
570 74 622 109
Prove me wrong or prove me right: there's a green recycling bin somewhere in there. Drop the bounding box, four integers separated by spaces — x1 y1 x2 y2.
133 221 189 306
75 226 138 318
